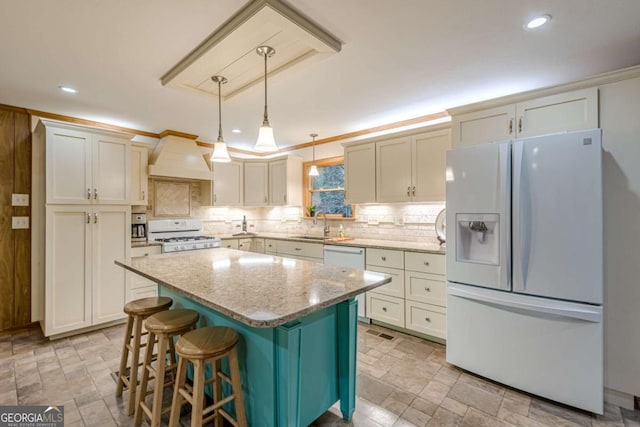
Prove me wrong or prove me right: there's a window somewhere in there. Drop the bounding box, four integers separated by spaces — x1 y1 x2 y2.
303 156 351 218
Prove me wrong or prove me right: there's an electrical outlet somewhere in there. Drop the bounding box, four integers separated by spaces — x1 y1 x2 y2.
367 217 379 225
224 218 232 224
12 193 29 206
12 216 29 229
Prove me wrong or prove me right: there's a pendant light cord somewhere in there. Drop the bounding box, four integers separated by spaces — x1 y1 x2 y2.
217 79 224 142
263 52 269 126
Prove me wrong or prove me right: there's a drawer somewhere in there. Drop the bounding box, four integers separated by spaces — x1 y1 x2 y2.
366 265 404 299
366 293 404 328
131 245 161 257
366 248 404 269
238 238 252 251
221 239 239 250
128 285 158 302
277 240 324 259
405 251 445 275
405 301 446 339
265 239 277 254
405 271 446 307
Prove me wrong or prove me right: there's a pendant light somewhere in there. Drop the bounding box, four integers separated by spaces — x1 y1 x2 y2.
254 46 278 152
308 133 319 176
210 75 231 163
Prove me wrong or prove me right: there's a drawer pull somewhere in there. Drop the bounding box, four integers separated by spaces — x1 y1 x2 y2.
295 247 302 251
381 256 386 261
425 317 431 322
425 287 431 292
382 307 387 312
424 261 430 266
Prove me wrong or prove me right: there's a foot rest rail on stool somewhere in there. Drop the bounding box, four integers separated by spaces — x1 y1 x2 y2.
134 309 200 427
169 326 247 427
116 296 173 415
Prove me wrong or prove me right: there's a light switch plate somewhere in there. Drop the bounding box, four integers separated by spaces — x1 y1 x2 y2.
367 217 379 225
12 216 29 229
12 193 29 206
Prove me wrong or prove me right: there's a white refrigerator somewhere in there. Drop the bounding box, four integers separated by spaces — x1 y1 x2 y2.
445 129 603 414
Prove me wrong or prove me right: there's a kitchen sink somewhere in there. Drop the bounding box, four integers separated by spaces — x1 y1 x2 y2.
290 235 326 241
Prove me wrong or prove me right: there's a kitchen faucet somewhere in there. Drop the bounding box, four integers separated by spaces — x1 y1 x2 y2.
313 211 330 237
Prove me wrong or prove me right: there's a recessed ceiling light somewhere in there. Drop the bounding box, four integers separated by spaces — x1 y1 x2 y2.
526 14 551 29
59 86 77 94
231 129 241 134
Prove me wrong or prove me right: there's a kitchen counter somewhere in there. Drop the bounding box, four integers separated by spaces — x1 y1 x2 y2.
219 233 445 255
116 248 390 425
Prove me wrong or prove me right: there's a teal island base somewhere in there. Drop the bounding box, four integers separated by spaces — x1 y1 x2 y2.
160 286 358 427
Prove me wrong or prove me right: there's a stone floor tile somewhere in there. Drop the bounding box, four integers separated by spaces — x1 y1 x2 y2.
427 407 463 427
410 397 439 417
357 373 395 405
401 406 432 427
448 382 503 416
392 418 419 427
530 398 593 427
440 397 469 417
382 395 410 416
499 395 531 416
382 371 432 395
461 407 513 427
418 380 451 405
499 407 550 427
0 389 18 405
527 406 587 427
457 372 506 396
389 389 417 405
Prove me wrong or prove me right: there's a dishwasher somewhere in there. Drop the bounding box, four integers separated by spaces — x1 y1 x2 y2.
323 245 369 322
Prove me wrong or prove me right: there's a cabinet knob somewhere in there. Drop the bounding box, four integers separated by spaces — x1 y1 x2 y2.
381 256 386 261
425 287 431 292
94 188 98 200
425 317 431 323
295 247 301 251
407 186 411 197
412 186 416 197
86 213 91 224
94 213 98 224
518 117 523 133
508 118 514 135
382 307 387 312
87 188 91 200
424 261 430 266
142 190 145 201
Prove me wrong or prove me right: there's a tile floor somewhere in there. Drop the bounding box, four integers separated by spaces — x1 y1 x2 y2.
0 322 638 427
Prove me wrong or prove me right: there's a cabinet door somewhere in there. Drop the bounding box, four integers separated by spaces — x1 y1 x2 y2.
238 239 252 251
411 129 451 201
130 145 149 205
452 105 516 148
269 159 287 205
251 238 265 253
46 127 93 204
222 239 239 250
376 136 412 202
244 162 268 206
45 206 92 336
92 206 130 324
93 133 130 204
516 87 598 139
344 143 376 203
213 161 243 206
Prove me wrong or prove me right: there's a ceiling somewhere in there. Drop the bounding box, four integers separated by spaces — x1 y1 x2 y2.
1 0 640 152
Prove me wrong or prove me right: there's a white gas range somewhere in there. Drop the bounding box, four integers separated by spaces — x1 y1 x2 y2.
148 219 221 253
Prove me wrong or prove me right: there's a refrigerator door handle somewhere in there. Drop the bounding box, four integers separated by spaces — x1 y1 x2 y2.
448 284 602 323
512 140 531 293
499 142 511 290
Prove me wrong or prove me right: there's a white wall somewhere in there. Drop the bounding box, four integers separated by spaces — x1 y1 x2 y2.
600 76 640 403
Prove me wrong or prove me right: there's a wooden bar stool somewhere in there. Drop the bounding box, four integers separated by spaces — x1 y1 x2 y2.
116 296 173 415
134 309 200 427
168 326 247 427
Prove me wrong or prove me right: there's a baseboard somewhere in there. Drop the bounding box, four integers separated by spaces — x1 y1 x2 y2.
47 318 127 341
604 388 635 410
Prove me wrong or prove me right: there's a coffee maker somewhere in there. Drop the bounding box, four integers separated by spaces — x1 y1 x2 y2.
131 213 147 242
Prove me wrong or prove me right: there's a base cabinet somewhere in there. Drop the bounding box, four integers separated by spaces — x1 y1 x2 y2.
45 205 130 337
127 245 161 301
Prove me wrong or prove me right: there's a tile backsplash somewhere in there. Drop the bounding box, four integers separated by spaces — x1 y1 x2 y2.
139 178 445 243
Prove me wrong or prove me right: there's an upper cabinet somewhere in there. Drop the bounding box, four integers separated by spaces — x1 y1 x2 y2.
376 136 412 202
243 161 269 206
202 160 243 206
344 142 376 204
451 87 598 147
269 156 302 206
130 145 149 205
41 120 131 205
411 129 451 201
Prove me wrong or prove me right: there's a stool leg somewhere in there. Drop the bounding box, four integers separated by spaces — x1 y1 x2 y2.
116 315 134 397
150 334 168 427
134 330 156 426
127 315 144 415
168 357 187 427
191 359 206 427
214 358 222 427
228 347 247 427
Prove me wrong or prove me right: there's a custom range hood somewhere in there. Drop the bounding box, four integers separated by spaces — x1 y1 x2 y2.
148 134 214 180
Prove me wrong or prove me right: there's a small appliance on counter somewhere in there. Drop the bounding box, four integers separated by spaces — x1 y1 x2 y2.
131 213 147 242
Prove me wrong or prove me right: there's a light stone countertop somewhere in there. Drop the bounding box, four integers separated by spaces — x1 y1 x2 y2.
131 241 162 248
115 248 391 328
218 233 446 255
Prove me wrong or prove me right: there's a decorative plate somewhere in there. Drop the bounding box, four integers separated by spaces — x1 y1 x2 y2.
435 208 446 244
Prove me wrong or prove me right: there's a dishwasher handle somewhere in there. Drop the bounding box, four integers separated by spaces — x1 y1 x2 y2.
323 246 364 255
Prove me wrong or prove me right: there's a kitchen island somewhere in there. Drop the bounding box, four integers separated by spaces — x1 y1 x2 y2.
115 248 391 426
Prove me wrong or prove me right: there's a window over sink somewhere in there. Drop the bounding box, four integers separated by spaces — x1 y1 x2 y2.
303 156 352 218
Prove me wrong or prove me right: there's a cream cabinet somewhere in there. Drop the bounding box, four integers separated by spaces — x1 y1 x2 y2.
275 240 323 262
376 130 451 202
243 161 269 206
130 145 149 206
222 239 239 250
202 160 243 206
44 205 130 337
451 87 598 147
344 142 376 204
265 239 277 254
404 251 446 339
127 245 161 301
42 120 131 205
365 248 405 326
238 238 252 251
251 238 265 254
269 156 303 206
